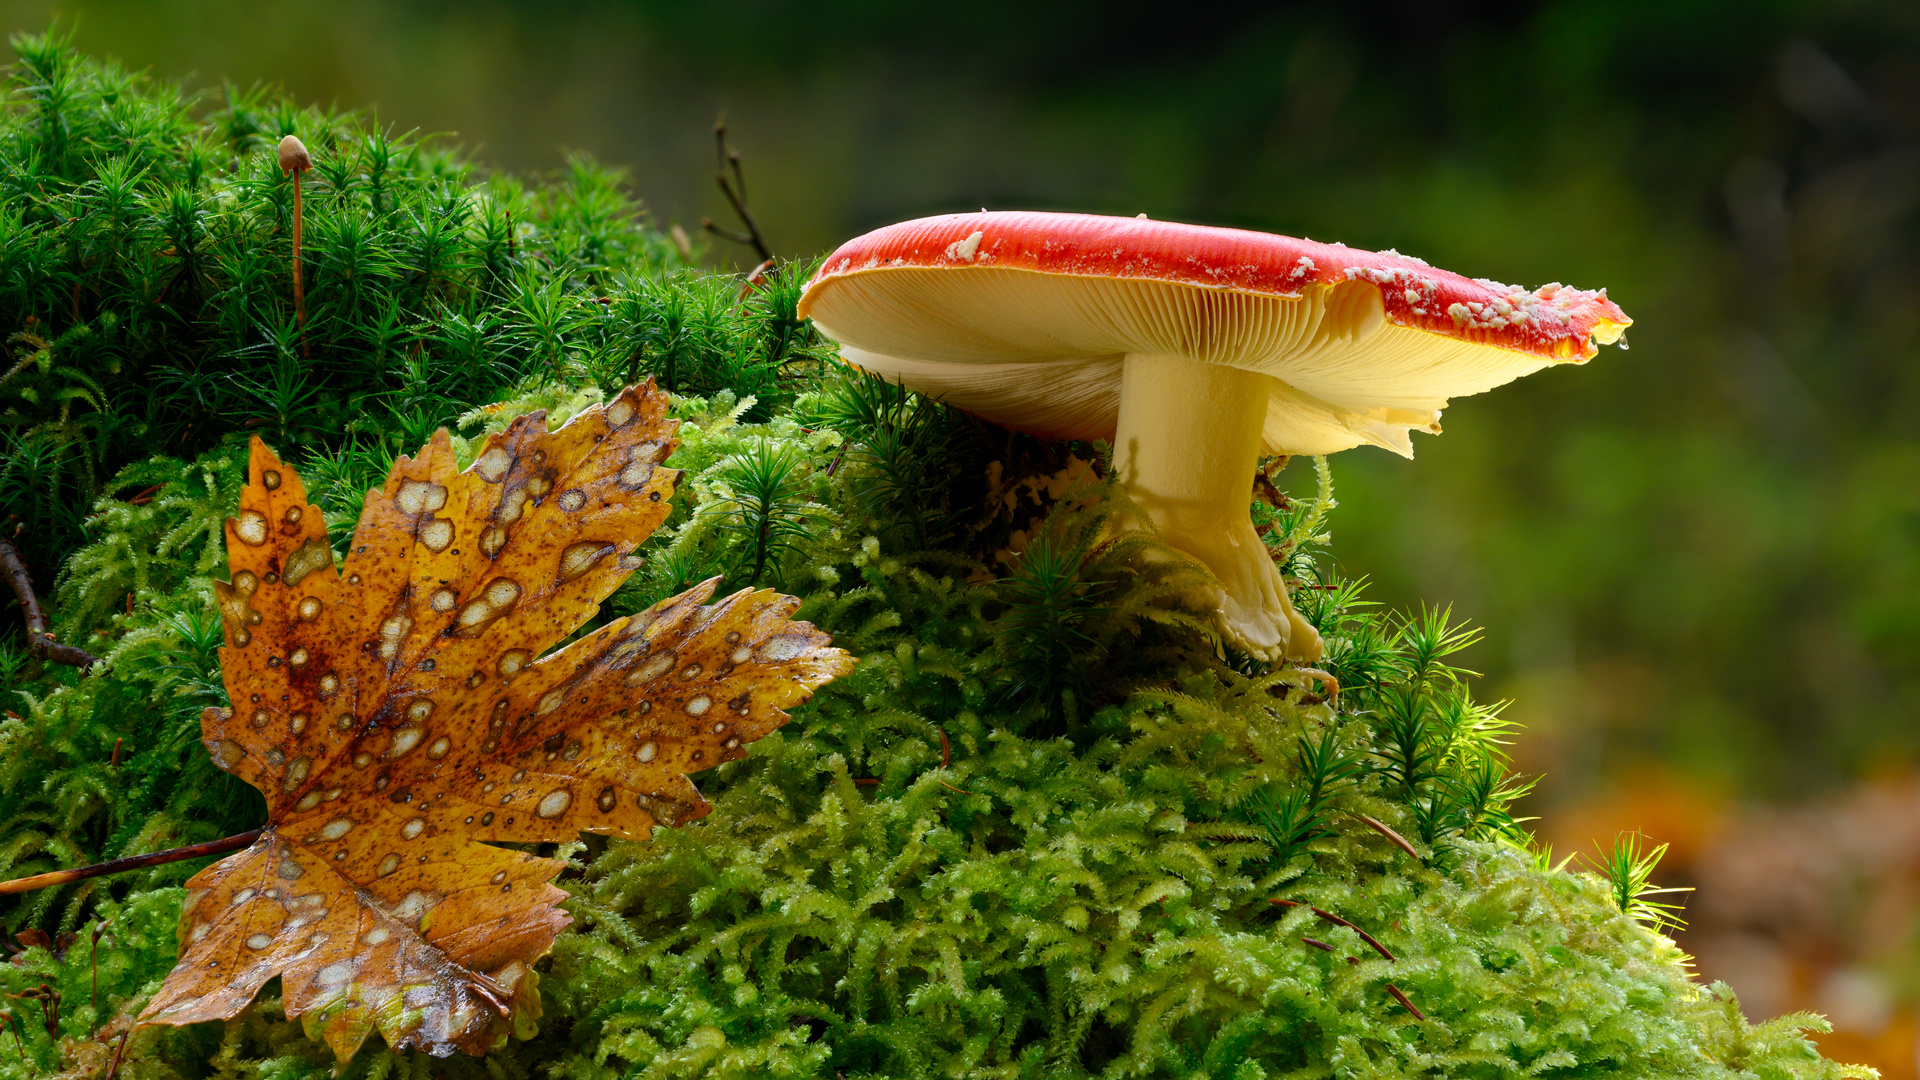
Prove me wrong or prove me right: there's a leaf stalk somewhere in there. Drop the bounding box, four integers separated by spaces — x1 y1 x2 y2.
0 828 261 895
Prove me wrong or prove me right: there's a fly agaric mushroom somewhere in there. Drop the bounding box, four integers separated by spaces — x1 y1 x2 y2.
797 211 1630 662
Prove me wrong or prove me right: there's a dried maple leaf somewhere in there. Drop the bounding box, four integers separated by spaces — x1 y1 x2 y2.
136 384 854 1059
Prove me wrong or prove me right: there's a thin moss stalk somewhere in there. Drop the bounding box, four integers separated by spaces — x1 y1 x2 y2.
276 134 312 354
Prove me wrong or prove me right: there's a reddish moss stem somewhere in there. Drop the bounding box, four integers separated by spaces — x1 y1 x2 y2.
1386 983 1426 1020
1352 813 1420 858
291 168 306 353
1269 898 1397 961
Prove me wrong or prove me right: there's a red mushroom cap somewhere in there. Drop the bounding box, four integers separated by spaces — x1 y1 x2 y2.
802 211 1626 362
799 211 1629 457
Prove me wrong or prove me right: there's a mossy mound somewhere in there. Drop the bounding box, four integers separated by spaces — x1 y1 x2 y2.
0 31 1869 1080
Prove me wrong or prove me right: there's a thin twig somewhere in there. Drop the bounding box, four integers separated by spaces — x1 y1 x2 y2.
703 117 772 263
701 220 756 246
727 137 749 207
0 538 99 671
1301 936 1334 952
1351 813 1420 859
0 829 261 895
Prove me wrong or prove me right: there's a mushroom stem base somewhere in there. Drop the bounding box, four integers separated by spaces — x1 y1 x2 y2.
1111 353 1322 663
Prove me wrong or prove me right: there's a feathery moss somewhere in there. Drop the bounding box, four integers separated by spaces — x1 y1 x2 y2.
0 32 1868 1080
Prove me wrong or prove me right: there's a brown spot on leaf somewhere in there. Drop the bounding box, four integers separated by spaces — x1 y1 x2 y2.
233 511 269 546
556 540 612 584
283 537 333 586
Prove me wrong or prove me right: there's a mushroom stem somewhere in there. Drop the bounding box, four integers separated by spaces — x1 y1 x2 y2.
1111 353 1322 662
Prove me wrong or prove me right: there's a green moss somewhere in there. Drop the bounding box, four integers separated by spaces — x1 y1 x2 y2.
0 31 1871 1080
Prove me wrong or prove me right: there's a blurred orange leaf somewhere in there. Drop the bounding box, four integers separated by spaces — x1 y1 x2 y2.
136 384 854 1058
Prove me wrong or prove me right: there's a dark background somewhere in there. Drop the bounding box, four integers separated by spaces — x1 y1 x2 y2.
4 0 1917 1067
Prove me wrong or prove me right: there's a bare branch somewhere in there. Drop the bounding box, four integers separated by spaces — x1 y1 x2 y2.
708 117 773 263
0 538 99 672
700 217 757 247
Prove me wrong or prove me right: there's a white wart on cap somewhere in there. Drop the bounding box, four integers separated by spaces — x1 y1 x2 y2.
799 211 1631 662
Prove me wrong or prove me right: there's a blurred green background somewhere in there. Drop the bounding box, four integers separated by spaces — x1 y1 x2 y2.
3 0 1914 828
